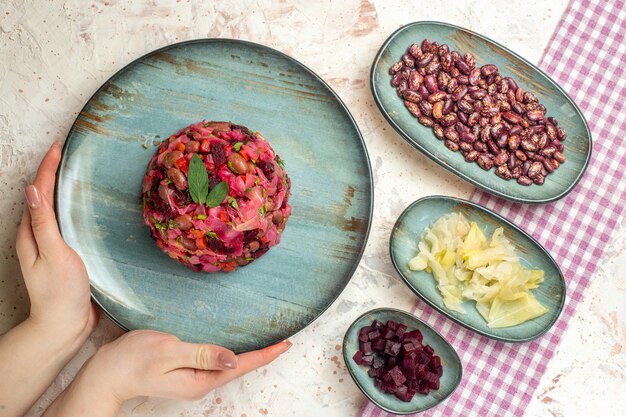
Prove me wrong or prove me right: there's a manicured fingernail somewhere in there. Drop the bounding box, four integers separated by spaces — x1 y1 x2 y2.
276 340 292 354
52 140 62 149
217 351 238 369
25 185 41 209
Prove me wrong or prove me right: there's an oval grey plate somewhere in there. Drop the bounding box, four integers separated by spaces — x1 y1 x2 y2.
390 196 565 342
343 308 462 415
371 21 592 204
56 39 373 353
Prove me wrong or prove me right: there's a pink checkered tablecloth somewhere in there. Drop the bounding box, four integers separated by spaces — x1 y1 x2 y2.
360 0 626 416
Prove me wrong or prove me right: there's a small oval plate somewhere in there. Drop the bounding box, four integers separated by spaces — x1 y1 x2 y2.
343 308 462 415
390 196 566 342
371 21 591 204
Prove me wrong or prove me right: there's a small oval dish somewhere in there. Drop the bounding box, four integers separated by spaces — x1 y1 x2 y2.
390 196 565 342
343 308 462 415
371 21 591 204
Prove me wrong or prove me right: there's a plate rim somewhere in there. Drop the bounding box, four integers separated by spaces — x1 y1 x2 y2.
54 38 374 350
342 307 462 415
389 195 566 343
370 20 593 204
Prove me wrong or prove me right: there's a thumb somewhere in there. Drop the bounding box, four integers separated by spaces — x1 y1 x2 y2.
24 185 65 258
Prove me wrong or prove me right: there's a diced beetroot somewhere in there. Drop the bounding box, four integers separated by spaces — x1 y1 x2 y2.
360 341 373 355
355 319 442 400
372 338 386 351
403 361 417 379
402 329 423 345
382 327 396 340
361 354 374 365
416 351 431 365
416 380 430 395
368 329 381 341
386 320 398 330
402 342 416 354
372 355 385 369
359 325 372 337
423 371 440 390
428 355 441 372
384 381 399 393
388 365 407 386
384 340 401 356
395 385 417 402
396 324 407 338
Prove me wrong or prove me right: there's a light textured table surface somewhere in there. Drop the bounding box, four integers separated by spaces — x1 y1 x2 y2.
1 1 624 416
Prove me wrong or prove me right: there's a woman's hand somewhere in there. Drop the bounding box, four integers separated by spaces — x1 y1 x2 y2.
0 142 99 417
16 141 99 350
44 330 292 417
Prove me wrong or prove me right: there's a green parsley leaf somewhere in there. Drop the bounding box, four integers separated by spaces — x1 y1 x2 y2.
206 181 229 208
258 205 267 216
233 142 243 151
206 230 218 239
188 154 209 205
228 196 239 210
196 214 207 220
276 156 285 168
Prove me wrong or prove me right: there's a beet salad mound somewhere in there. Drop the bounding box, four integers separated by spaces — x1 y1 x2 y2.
142 121 292 273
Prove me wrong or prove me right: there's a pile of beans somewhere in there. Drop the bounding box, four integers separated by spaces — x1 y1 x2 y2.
390 39 566 186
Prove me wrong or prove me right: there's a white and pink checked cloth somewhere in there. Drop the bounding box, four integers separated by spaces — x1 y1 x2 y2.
360 0 626 416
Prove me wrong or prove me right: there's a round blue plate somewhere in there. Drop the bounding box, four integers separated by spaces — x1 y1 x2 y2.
56 39 373 353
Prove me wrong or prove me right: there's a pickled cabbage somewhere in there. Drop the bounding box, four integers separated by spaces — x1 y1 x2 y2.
408 213 547 328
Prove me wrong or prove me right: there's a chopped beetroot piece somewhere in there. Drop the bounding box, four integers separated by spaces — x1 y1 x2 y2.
416 380 430 395
210 143 227 167
384 340 401 356
386 320 398 330
396 324 407 338
373 338 386 351
403 329 424 345
368 330 382 341
355 319 442 400
416 351 430 365
383 380 399 393
428 355 441 372
359 326 372 337
423 371 440 390
402 342 416 354
388 365 407 386
372 355 385 369
360 341 373 355
395 385 417 402
403 362 417 379
382 327 396 339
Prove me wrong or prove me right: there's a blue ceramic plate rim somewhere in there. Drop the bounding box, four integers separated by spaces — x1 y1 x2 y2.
370 21 592 204
55 38 374 347
342 307 462 415
390 195 566 343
